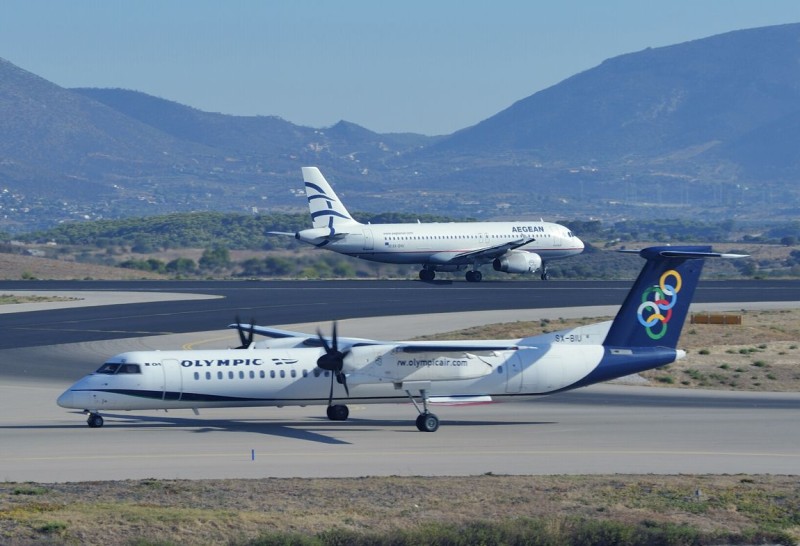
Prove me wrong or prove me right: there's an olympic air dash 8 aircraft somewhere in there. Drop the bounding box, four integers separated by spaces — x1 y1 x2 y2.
58 246 745 432
272 167 584 282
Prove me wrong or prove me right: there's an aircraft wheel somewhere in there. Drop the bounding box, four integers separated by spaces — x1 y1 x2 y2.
541 272 550 280
419 269 435 281
87 414 104 428
415 412 439 432
465 270 482 282
327 404 349 421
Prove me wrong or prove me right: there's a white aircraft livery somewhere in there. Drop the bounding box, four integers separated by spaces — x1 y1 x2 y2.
280 167 584 281
58 246 745 432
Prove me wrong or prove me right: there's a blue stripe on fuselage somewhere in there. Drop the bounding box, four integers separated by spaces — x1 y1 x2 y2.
563 347 678 391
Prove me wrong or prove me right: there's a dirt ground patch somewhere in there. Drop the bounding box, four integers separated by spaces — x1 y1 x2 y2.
0 253 164 280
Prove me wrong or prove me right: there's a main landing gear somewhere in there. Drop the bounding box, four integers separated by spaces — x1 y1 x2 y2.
541 262 550 280
322 394 440 432
326 404 349 421
86 412 104 428
465 270 482 282
418 268 484 282
407 388 439 432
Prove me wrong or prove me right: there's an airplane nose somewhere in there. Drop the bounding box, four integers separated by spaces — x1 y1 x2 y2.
57 390 74 408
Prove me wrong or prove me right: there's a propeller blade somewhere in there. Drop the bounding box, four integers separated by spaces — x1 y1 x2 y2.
316 322 348 372
234 316 256 349
317 322 350 401
247 318 255 346
235 316 248 348
337 371 350 397
316 327 331 353
327 370 335 407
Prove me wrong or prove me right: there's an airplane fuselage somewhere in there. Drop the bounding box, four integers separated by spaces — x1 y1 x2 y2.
57 339 679 413
302 221 582 267
288 167 585 281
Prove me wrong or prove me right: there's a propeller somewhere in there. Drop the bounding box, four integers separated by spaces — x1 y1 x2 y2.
316 322 350 404
234 316 255 349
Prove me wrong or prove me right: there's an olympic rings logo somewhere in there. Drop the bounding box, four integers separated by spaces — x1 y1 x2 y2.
636 269 682 340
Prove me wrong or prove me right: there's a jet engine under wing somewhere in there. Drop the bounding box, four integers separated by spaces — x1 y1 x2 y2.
446 237 536 264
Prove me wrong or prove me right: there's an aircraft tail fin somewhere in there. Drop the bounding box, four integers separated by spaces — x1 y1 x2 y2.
603 246 747 349
302 167 360 229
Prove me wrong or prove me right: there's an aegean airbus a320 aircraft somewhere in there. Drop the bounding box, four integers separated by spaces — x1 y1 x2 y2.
58 246 744 432
273 167 584 281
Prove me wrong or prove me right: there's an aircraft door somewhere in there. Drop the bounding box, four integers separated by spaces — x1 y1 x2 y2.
161 359 183 401
362 228 374 251
552 229 564 248
505 352 523 393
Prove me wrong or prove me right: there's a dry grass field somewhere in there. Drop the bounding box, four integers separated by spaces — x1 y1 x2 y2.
0 253 163 280
1 475 798 545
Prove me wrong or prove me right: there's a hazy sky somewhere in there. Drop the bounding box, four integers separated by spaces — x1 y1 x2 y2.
3 1 800 135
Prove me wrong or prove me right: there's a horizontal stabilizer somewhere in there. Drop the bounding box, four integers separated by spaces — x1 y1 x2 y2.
618 248 749 259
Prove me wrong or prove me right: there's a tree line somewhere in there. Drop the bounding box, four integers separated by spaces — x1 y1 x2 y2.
3 212 800 279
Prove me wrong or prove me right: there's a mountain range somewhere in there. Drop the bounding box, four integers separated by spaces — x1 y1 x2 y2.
2 23 800 233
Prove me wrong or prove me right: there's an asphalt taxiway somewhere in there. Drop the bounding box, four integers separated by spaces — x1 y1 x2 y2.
1 282 799 482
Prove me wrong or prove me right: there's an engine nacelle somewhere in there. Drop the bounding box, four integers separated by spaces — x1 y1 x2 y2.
492 251 542 274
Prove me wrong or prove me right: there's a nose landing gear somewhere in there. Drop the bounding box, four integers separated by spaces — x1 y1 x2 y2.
86 412 104 428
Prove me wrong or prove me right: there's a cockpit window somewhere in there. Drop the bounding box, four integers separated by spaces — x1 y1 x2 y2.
96 363 120 374
94 363 141 375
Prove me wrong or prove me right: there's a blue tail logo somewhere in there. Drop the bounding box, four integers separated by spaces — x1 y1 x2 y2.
603 246 747 349
637 269 682 340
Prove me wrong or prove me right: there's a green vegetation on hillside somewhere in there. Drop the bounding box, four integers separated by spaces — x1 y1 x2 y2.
3 213 800 280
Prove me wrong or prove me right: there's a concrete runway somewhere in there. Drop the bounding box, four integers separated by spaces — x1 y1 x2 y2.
1 290 799 482
3 381 799 482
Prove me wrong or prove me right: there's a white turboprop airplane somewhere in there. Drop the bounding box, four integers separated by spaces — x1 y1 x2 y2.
58 246 744 432
275 167 584 281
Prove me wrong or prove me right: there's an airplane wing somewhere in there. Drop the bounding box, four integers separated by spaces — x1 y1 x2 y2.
446 237 535 264
229 323 391 349
228 324 528 351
